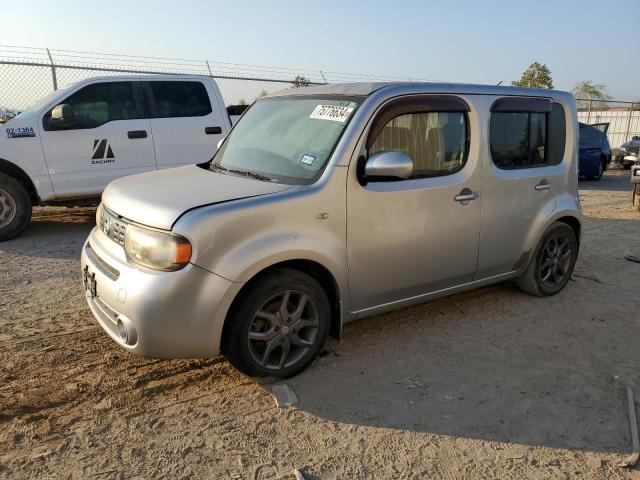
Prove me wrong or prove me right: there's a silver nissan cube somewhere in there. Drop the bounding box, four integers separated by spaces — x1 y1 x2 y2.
81 82 581 378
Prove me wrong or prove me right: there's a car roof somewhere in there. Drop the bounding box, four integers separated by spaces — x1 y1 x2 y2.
266 81 572 100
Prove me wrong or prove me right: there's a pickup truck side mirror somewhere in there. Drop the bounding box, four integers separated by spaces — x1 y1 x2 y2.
364 151 414 180
51 103 73 121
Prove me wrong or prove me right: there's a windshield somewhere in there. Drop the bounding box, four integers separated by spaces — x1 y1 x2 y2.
210 97 360 184
16 86 72 119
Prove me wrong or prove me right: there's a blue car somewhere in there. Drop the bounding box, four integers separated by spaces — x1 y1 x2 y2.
578 122 611 180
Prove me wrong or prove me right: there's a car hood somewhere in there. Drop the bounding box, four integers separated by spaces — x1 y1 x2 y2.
102 164 291 230
621 140 640 149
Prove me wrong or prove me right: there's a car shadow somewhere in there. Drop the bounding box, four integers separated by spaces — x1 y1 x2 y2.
579 170 633 192
280 216 640 454
1 206 95 260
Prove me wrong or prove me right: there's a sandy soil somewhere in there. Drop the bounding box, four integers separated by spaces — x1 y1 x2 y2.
1 170 639 479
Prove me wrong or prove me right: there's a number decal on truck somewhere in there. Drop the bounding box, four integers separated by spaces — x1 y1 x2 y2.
6 126 36 138
309 105 354 123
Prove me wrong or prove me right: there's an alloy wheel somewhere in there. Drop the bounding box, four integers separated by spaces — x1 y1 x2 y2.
247 290 320 371
538 234 572 289
0 187 16 228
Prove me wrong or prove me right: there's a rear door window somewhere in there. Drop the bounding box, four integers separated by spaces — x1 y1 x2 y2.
490 99 565 169
148 81 212 118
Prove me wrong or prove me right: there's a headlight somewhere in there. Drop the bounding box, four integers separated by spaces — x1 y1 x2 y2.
619 146 628 152
124 224 192 271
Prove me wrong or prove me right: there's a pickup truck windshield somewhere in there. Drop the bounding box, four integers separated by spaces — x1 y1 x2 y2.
210 97 360 184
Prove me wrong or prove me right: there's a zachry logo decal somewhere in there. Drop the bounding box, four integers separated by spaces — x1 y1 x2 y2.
91 139 115 164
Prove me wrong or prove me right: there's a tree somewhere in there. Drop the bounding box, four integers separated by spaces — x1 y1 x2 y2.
292 75 311 88
572 81 612 109
511 62 554 89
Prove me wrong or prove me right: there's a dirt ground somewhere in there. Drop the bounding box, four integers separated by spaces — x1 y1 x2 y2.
1 170 639 480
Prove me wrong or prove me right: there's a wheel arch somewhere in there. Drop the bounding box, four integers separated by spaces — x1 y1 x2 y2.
222 259 343 343
0 158 39 204
517 210 582 275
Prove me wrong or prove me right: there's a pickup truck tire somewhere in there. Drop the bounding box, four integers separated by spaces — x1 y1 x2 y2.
222 268 330 378
633 184 640 211
0 173 32 241
517 222 578 297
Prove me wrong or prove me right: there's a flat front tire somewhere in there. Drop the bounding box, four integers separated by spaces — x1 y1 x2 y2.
222 268 331 378
0 173 32 241
517 222 578 297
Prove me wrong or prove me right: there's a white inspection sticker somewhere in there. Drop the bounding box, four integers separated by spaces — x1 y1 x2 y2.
309 105 354 122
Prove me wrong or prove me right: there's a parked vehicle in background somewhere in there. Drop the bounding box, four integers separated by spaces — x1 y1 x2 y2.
0 75 238 241
578 122 610 180
81 82 582 378
616 135 640 169
631 159 640 210
0 112 15 124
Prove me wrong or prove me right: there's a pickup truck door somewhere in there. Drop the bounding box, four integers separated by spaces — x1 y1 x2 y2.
39 81 156 198
144 80 229 168
347 95 482 312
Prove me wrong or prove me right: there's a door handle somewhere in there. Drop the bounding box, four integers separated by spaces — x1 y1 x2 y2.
205 126 222 135
128 130 147 139
535 180 552 191
454 188 479 203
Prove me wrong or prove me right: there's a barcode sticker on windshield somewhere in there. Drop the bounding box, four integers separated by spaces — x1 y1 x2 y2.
310 105 354 122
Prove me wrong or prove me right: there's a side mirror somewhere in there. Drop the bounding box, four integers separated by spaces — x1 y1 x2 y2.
51 103 73 121
364 151 414 180
632 136 639 141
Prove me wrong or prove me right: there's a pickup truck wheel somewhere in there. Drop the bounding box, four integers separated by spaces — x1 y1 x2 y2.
516 222 578 297
223 268 330 378
633 184 640 211
0 173 32 241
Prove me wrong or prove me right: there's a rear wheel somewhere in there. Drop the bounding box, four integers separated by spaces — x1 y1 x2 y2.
222 268 330 378
517 222 578 297
0 173 32 241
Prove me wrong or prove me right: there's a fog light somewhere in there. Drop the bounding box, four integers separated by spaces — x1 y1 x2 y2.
116 315 137 346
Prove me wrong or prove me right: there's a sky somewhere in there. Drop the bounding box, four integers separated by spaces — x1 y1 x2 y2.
2 0 640 100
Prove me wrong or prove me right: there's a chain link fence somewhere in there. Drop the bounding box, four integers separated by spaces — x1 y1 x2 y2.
2 45 639 151
0 45 425 115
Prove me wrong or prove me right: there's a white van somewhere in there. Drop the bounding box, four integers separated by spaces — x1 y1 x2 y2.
0 75 237 240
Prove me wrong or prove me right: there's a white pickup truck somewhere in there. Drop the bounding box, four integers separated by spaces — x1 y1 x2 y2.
0 75 242 240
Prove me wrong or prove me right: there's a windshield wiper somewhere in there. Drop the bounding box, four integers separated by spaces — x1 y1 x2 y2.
210 163 274 182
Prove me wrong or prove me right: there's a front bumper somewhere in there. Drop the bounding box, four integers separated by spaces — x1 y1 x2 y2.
617 152 638 165
80 227 242 358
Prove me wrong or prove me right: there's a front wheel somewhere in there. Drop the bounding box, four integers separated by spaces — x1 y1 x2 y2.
0 173 32 241
517 222 578 297
222 268 331 378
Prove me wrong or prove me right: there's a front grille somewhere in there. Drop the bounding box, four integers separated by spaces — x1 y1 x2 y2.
99 207 129 246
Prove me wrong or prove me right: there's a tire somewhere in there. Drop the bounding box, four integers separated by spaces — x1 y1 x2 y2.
0 172 32 241
516 222 578 297
633 184 640 211
586 160 604 181
222 268 331 378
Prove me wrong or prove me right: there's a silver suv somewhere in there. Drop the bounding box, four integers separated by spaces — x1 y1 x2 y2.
81 83 581 377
